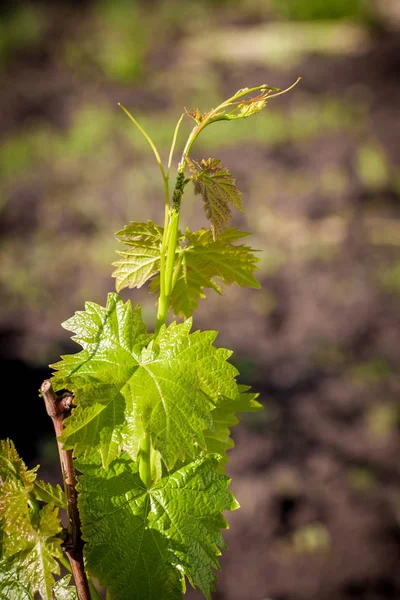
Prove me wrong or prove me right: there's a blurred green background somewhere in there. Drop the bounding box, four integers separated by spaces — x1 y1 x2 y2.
1 0 400 598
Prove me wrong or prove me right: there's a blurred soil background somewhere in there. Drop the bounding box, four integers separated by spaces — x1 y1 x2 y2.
1 0 400 598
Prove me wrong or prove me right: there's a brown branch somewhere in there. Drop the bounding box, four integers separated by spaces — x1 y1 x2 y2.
40 380 91 600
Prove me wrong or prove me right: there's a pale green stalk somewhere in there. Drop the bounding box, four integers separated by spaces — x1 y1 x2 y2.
88 580 103 600
119 104 172 488
139 435 152 489
118 104 167 183
59 553 72 572
167 113 185 177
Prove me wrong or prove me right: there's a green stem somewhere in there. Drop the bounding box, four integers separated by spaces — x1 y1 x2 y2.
155 209 179 334
158 180 170 317
28 493 40 514
167 113 185 177
164 211 180 297
155 113 186 337
171 254 183 291
150 446 158 480
118 104 167 184
59 553 72 573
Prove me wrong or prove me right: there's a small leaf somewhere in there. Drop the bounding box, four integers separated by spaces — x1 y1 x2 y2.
34 481 66 510
53 575 78 600
77 453 238 600
189 158 243 238
51 293 239 470
0 439 37 486
112 220 163 292
185 107 205 124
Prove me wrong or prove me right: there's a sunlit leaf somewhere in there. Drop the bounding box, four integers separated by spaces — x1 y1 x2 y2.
34 481 66 510
51 293 239 469
0 442 63 600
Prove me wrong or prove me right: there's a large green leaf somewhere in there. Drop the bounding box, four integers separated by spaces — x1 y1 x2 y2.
112 220 163 292
189 158 243 238
0 441 63 600
51 293 239 469
77 453 238 600
151 228 260 318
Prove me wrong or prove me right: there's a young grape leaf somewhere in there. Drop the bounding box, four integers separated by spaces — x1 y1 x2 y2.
0 439 37 487
18 504 63 600
0 440 38 556
77 453 238 600
189 158 243 238
112 220 163 292
0 505 63 600
51 293 239 469
204 385 263 471
150 228 260 318
0 442 63 600
53 575 78 600
34 481 66 509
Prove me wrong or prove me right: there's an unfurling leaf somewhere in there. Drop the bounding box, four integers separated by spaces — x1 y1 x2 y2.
112 220 163 292
189 158 243 238
237 98 267 118
0 441 63 600
218 81 300 122
77 453 238 600
150 228 260 318
51 293 239 470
